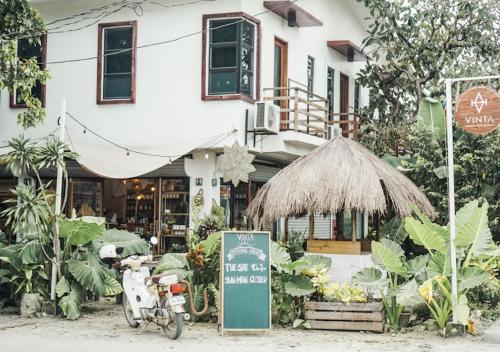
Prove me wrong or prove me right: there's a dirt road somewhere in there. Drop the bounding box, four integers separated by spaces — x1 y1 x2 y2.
0 300 496 352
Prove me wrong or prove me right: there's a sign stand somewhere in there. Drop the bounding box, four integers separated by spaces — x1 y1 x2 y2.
220 231 271 334
444 75 499 323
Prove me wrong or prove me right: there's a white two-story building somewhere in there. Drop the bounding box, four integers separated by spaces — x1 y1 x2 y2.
0 0 371 250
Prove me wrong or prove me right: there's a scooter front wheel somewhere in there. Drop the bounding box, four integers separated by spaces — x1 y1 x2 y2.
122 295 140 328
160 298 183 339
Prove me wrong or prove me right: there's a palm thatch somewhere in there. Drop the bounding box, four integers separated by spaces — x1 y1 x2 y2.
245 136 435 226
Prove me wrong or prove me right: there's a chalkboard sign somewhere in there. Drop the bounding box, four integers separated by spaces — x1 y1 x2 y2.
221 231 271 332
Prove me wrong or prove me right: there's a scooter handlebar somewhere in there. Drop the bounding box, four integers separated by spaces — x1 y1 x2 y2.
120 255 152 268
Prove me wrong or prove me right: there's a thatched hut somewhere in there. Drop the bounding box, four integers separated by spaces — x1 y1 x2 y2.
245 136 435 255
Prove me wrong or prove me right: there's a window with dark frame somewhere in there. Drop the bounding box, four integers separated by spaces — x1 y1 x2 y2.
354 79 361 111
11 36 46 108
327 66 335 120
307 55 315 94
208 18 255 97
97 22 136 104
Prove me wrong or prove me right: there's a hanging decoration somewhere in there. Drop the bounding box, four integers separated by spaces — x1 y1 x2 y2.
216 142 256 186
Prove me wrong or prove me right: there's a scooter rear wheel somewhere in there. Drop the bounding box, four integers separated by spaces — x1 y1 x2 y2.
122 295 140 328
160 298 183 339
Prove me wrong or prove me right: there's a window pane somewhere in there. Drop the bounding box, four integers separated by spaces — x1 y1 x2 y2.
241 71 253 96
210 19 238 43
211 46 237 68
105 51 132 74
241 21 254 46
105 27 132 50
18 38 42 59
103 74 132 99
241 46 253 71
209 71 237 94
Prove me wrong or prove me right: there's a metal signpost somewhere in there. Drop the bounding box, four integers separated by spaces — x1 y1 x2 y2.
444 75 499 323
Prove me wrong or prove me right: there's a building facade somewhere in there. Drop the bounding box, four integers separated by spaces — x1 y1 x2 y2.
0 0 372 249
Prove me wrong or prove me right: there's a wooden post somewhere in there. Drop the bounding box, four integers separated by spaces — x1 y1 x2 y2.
284 216 289 243
308 212 314 240
374 213 380 241
351 209 357 242
293 88 299 132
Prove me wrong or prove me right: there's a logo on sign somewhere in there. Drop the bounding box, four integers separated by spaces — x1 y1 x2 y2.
227 234 266 262
455 86 499 135
471 92 487 113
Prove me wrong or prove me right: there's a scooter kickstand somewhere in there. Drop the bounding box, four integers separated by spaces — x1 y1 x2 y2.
136 321 150 335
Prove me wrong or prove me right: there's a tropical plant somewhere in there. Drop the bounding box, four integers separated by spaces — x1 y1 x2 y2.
352 239 427 331
0 0 50 128
54 218 148 320
357 0 499 122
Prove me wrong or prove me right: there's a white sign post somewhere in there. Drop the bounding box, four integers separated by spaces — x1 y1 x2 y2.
444 75 499 323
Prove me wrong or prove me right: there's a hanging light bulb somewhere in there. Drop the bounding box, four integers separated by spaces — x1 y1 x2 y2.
204 151 209 159
83 128 87 134
126 150 130 156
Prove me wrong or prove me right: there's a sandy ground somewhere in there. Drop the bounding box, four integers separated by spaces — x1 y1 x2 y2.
0 300 497 352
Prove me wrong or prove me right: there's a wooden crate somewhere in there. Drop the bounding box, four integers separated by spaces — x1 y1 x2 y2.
305 301 385 332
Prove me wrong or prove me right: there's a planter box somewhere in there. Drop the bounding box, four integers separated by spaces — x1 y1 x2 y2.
305 301 384 332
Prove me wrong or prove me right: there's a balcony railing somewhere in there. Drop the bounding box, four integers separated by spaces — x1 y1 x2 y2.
263 86 329 138
263 86 361 140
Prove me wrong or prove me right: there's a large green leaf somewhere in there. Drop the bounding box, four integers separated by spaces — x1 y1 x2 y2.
271 242 290 271
303 254 332 270
417 97 445 138
20 240 44 264
280 258 310 274
92 229 148 257
152 267 191 281
200 232 221 256
395 279 423 306
351 267 387 290
372 241 406 275
406 255 429 276
102 275 123 296
379 238 404 257
455 201 492 254
68 252 107 296
57 278 84 320
405 217 447 253
427 251 451 277
457 267 491 292
284 275 315 297
381 217 408 244
157 253 187 270
59 218 105 246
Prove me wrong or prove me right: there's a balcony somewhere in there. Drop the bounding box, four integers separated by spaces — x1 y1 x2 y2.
262 86 360 140
250 86 361 162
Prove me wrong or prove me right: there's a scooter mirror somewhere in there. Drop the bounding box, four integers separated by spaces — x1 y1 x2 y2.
150 236 159 245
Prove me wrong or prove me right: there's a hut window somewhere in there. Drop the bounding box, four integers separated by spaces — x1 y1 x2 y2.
97 21 136 104
10 36 47 108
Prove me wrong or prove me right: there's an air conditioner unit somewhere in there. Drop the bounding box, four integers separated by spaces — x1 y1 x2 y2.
328 124 342 139
254 102 280 134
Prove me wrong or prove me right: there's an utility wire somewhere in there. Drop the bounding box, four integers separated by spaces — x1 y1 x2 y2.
65 111 237 160
16 0 298 66
1 0 216 40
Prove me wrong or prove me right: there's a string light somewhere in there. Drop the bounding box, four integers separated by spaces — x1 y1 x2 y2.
66 111 238 159
204 151 209 159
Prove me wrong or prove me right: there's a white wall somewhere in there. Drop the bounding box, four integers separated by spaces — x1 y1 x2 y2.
0 0 371 155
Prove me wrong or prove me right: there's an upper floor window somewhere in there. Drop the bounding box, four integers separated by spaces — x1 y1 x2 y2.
327 66 335 120
202 13 260 103
354 80 361 111
97 21 136 104
10 36 47 108
307 56 315 94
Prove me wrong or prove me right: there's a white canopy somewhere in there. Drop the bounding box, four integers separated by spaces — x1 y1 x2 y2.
66 127 232 179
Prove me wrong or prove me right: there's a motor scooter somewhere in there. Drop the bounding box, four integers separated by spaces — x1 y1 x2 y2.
100 237 207 339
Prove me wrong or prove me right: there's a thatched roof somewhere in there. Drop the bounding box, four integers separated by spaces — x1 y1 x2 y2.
245 136 435 226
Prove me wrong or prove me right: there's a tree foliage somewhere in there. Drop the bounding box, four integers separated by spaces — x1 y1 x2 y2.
0 0 49 128
358 0 499 122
